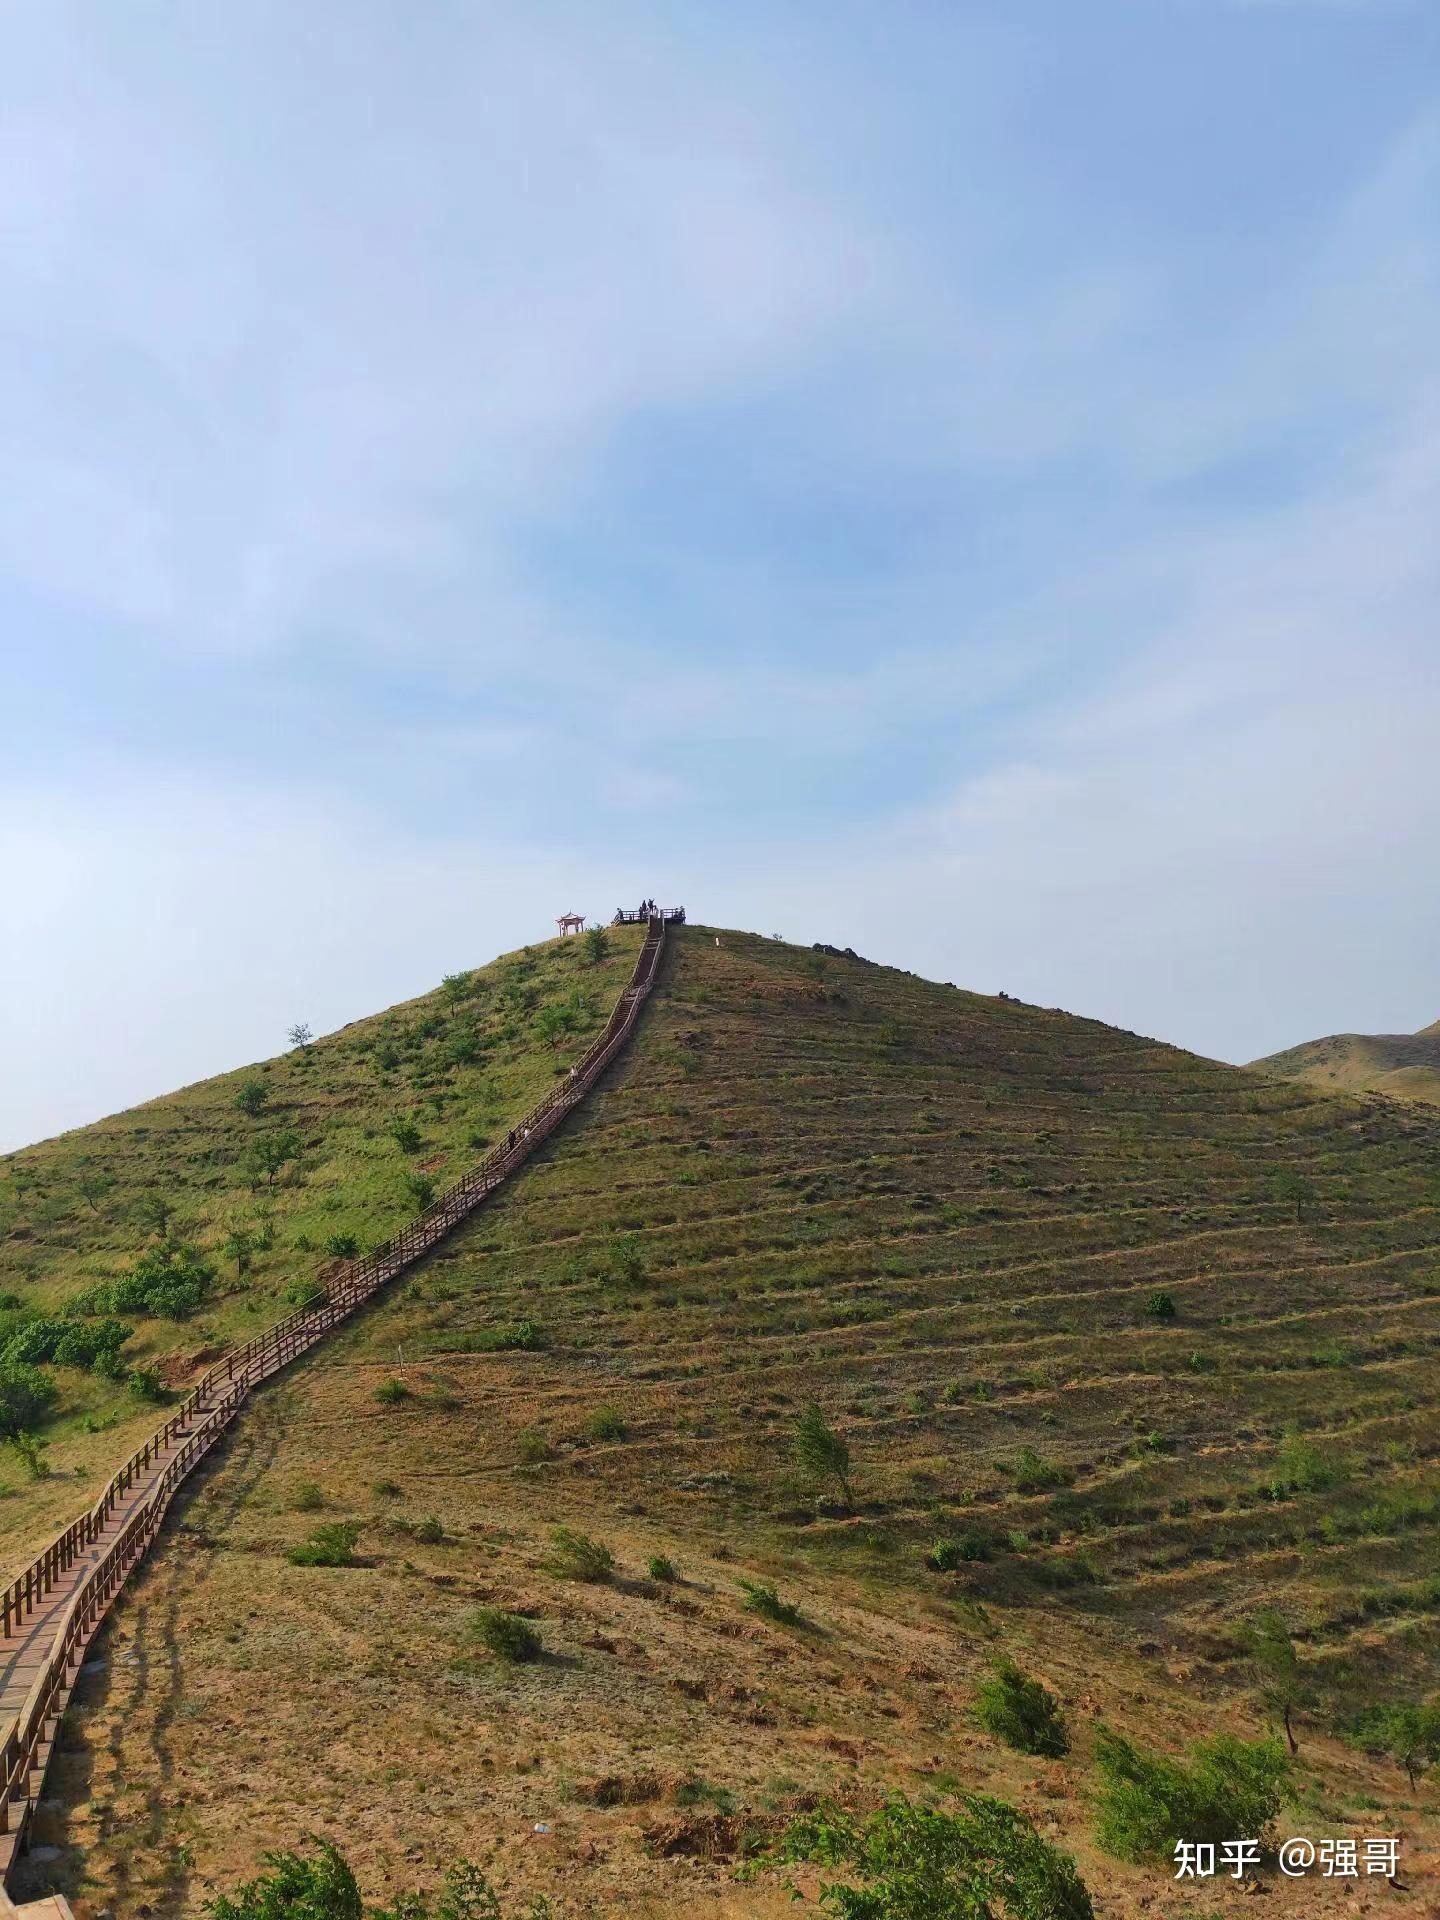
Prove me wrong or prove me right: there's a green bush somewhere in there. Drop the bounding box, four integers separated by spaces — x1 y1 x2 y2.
545 1526 614 1582
207 1840 515 1920
583 1403 627 1442
287 1521 362 1568
290 1482 326 1512
1093 1728 1291 1862
1145 1290 1177 1320
647 1554 679 1583
233 1079 269 1117
469 1606 543 1663
404 1172 437 1210
465 1320 545 1353
739 1579 806 1627
607 1231 645 1286
323 1233 360 1259
413 1514 445 1544
974 1659 1068 1758
375 1377 412 1405
127 1366 168 1403
390 1116 423 1153
927 1529 991 1571
110 1242 214 1320
768 1791 1092 1920
1011 1448 1072 1494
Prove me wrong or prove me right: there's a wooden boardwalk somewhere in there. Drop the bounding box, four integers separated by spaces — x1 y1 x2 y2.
0 915 673 1909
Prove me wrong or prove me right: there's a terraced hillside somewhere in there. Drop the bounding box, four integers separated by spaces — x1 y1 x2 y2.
1252 1018 1440 1105
19 928 1440 1918
0 926 644 1566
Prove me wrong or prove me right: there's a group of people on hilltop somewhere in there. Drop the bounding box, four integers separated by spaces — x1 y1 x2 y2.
616 896 658 918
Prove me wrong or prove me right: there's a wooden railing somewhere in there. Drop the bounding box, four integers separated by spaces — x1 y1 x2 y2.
0 914 670 1887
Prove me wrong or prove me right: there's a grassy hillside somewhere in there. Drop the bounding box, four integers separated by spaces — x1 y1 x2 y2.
18 927 1440 1917
1251 1019 1440 1105
0 924 643 1565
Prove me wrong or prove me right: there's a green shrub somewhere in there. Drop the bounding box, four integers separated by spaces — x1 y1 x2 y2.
466 1320 544 1353
468 1606 543 1663
404 1172 437 1210
583 1403 627 1442
287 1521 362 1568
207 1840 362 1918
1267 1432 1347 1498
768 1791 1092 1920
545 1526 614 1582
127 1366 168 1403
1011 1448 1072 1494
739 1579 805 1627
927 1529 991 1571
208 1842 510 1919
323 1233 359 1259
1348 1700 1440 1789
286 1274 327 1310
390 1116 423 1153
647 1554 679 1583
1093 1728 1291 1862
1145 1290 1177 1320
974 1659 1069 1758
515 1428 551 1465
375 1377 412 1405
413 1514 445 1544
7 1429 50 1478
607 1231 645 1286
110 1242 214 1320
290 1482 326 1512
233 1079 269 1117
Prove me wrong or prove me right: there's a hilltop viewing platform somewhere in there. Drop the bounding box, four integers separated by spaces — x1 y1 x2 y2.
612 903 685 925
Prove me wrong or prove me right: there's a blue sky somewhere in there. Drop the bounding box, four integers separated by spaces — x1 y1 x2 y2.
2 0 1438 1149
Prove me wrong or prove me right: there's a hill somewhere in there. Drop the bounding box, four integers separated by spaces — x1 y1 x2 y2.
9 927 1440 1917
1250 1017 1440 1105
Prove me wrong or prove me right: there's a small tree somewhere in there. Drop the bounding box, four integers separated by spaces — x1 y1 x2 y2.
390 1115 423 1153
135 1188 175 1239
441 970 476 1004
1356 1702 1440 1790
222 1223 256 1279
75 1161 114 1213
1270 1167 1315 1224
582 925 609 966
794 1402 854 1507
233 1079 269 1116
246 1129 302 1189
974 1659 1069 1758
287 1021 314 1051
1243 1609 1306 1753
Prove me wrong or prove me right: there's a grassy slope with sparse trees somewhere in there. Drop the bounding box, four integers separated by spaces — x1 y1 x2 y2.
0 924 640 1561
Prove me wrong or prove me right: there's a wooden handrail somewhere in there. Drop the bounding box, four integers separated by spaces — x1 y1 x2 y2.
0 914 670 1888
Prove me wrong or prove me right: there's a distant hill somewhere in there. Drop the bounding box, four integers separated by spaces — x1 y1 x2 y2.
1250 1015 1440 1103
9 927 1440 1917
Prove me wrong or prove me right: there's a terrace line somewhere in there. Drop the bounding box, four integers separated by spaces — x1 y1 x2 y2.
0 911 679 1916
